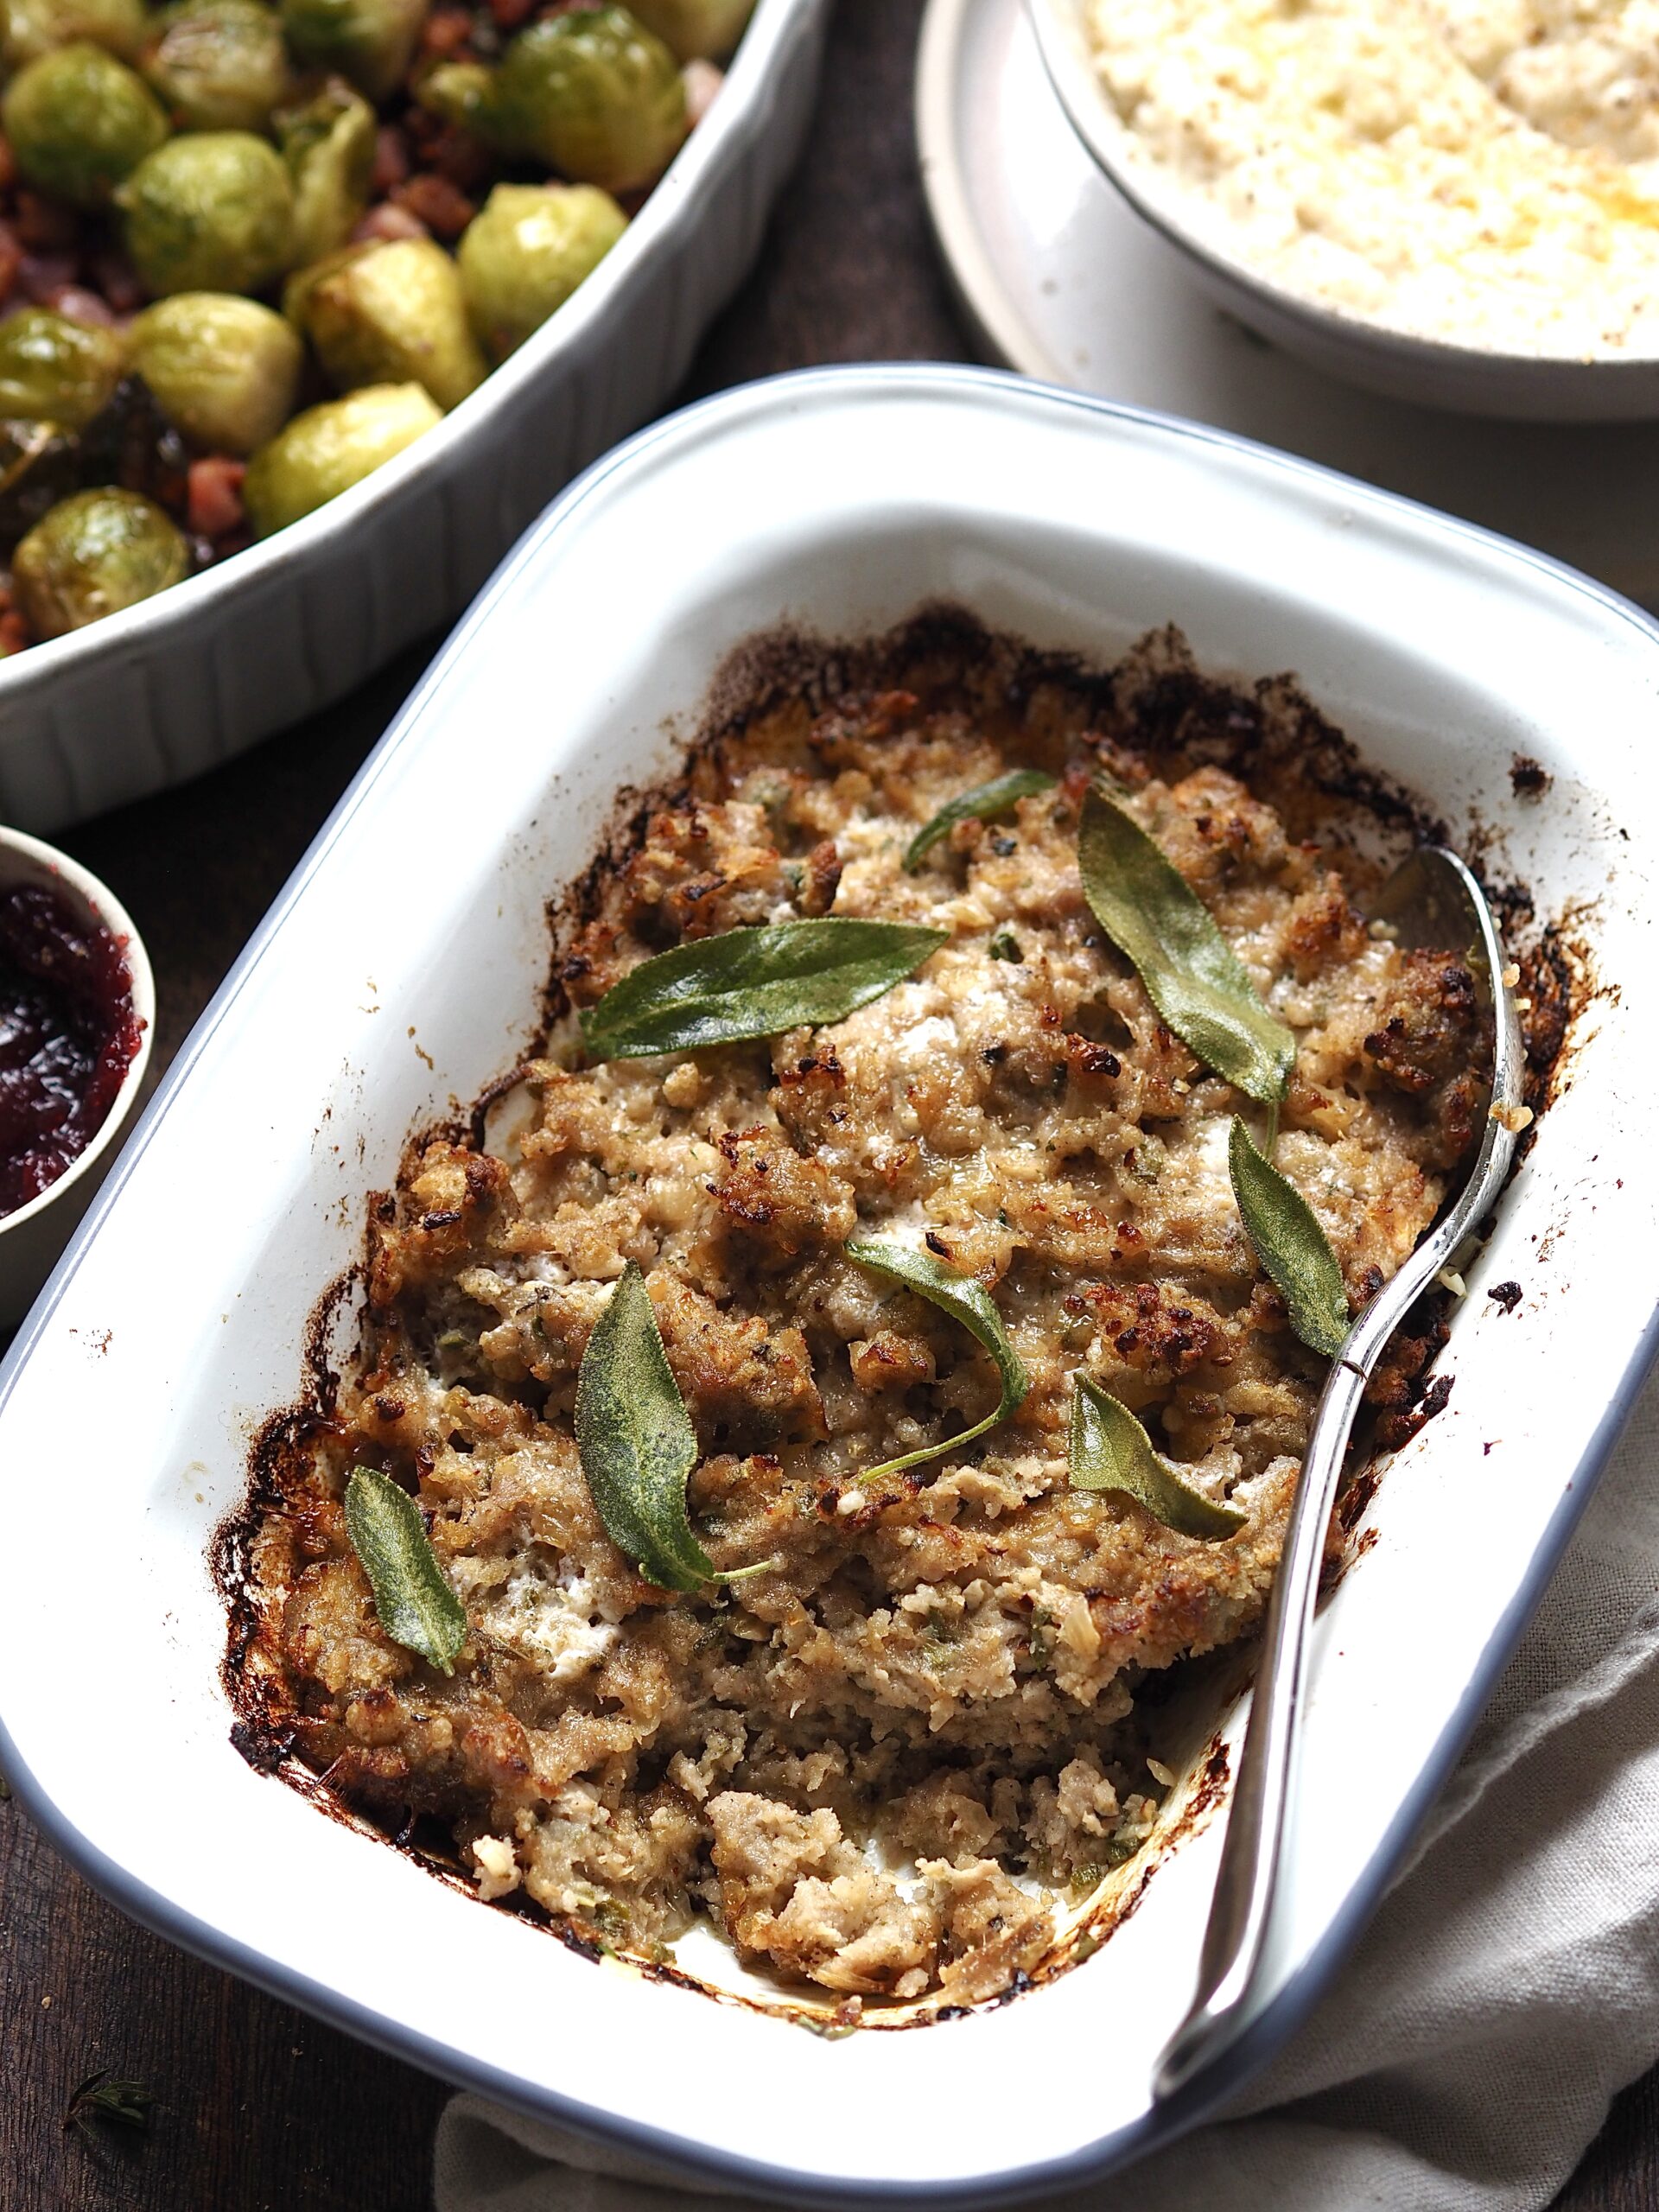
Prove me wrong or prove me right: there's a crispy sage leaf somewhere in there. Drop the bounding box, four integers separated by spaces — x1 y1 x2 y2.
575 1261 718 1593
845 1239 1029 1480
580 918 948 1061
903 769 1057 873
344 1466 468 1674
1077 785 1295 1103
1228 1117 1351 1359
1067 1375 1245 1540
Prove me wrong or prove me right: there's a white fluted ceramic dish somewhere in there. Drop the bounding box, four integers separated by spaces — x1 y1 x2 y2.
1026 0 1659 423
0 0 830 834
0 368 1654 2202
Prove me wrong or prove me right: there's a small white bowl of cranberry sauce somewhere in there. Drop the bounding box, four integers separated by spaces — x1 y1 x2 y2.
0 828 152 1331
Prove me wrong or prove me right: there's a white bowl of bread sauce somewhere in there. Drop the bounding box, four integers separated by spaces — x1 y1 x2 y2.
1029 0 1659 422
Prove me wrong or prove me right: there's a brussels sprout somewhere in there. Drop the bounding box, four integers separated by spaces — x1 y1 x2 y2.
625 0 751 61
286 236 485 410
1 43 168 207
279 0 426 103
118 130 295 297
12 486 190 636
416 56 488 130
457 182 625 360
276 77 376 264
459 9 688 195
0 309 125 430
241 380 439 534
127 293 302 453
0 0 145 68
140 0 291 131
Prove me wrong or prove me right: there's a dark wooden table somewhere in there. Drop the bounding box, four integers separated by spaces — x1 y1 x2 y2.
2 3 1655 2204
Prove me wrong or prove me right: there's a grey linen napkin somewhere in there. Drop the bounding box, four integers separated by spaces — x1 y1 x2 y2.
435 1364 1659 2212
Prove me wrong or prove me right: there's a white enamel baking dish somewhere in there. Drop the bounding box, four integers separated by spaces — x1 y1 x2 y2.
0 366 1655 2203
1027 0 1659 423
0 0 830 836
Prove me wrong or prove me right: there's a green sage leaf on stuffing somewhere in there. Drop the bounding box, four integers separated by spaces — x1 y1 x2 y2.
343 1466 467 1674
1077 785 1295 1104
575 1261 719 1593
845 1239 1029 1481
580 918 949 1061
1228 1117 1351 1359
1067 1375 1245 1540
903 768 1058 873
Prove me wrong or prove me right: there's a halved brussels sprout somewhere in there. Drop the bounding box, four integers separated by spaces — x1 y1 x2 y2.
276 76 376 264
140 0 291 131
127 293 303 453
286 236 485 410
625 0 751 61
457 181 625 360
0 418 79 545
454 8 688 195
0 0 146 68
118 130 296 297
279 0 427 102
0 308 125 430
241 380 440 535
12 486 190 636
1 42 169 207
74 372 195 509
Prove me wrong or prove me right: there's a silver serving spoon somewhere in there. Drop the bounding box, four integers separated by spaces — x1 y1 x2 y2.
1154 849 1528 2100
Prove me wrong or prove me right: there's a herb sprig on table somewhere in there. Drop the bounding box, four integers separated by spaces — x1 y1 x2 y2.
65 2071 153 2138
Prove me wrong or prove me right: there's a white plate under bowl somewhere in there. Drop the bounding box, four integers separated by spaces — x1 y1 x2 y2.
1024 0 1659 423
0 366 1655 2202
0 0 830 836
918 0 1659 611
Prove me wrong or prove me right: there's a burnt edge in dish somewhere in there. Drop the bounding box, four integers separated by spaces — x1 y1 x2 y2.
213 603 1582 2031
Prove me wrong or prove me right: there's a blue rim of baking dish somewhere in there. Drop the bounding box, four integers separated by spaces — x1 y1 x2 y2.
3 362 1656 2208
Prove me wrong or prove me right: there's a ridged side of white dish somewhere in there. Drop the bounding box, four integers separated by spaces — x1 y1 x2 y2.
0 0 830 833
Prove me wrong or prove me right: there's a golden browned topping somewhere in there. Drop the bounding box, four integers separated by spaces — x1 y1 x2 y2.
232 625 1483 2008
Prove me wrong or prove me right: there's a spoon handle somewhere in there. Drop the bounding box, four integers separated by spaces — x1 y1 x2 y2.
1153 1352 1367 2095
1154 849 1525 2101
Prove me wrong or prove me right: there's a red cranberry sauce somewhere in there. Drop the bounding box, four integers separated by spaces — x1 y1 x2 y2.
0 881 143 1217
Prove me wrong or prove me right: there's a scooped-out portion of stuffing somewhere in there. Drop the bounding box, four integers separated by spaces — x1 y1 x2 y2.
229 619 1484 2008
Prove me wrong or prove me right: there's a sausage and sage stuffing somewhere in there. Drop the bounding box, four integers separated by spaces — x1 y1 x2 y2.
233 626 1486 2009
0 0 748 651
